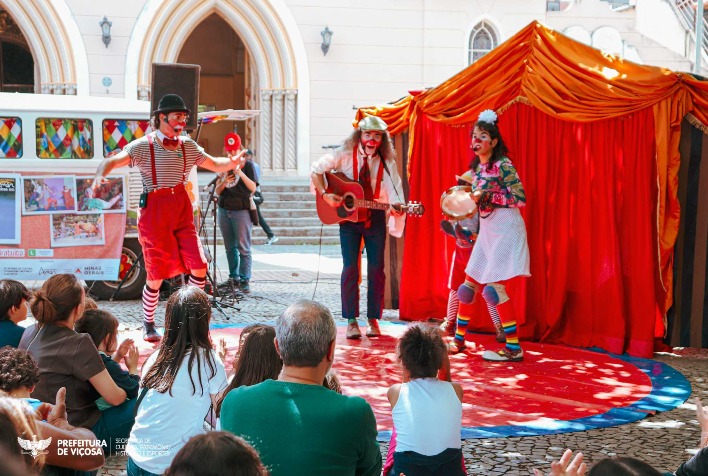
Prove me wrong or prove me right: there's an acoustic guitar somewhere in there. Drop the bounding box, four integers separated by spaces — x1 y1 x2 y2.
316 172 425 225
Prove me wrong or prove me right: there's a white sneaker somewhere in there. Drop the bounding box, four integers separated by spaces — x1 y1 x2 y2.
265 236 279 245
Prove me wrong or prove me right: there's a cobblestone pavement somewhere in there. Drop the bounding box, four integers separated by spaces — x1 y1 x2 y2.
24 245 705 476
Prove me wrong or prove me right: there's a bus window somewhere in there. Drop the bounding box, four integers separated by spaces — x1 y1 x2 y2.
0 117 22 158
103 119 152 157
36 118 93 159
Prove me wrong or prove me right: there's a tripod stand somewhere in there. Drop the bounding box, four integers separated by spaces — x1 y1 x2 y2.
201 180 241 318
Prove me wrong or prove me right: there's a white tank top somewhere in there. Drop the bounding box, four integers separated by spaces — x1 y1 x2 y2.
392 378 462 455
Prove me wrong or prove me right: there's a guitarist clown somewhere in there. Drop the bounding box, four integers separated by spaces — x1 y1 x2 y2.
311 116 406 339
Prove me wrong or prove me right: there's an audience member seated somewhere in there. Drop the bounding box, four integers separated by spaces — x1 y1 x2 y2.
0 388 106 475
0 279 31 347
535 398 708 475
74 309 139 454
126 287 227 476
19 274 129 444
0 346 43 411
163 431 268 476
385 324 464 476
215 324 282 419
221 299 382 476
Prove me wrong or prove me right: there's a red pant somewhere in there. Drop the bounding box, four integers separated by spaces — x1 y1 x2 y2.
137 184 207 281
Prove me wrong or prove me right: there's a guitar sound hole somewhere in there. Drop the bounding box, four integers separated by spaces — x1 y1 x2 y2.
343 195 355 211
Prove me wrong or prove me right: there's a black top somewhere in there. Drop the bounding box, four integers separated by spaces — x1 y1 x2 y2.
100 353 140 398
218 161 258 211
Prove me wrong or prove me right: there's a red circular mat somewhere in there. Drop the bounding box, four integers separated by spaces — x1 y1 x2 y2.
130 322 655 436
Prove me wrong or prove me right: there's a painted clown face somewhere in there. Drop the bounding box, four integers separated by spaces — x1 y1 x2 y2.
360 130 383 155
471 126 497 161
161 112 188 138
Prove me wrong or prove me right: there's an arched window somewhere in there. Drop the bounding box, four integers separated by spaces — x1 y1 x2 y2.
468 21 499 65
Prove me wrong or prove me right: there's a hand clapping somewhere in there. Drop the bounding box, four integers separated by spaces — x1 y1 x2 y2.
533 449 587 476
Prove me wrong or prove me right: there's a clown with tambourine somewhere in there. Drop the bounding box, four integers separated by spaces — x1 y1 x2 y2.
449 109 530 362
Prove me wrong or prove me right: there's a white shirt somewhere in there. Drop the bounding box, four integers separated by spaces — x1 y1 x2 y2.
310 145 406 237
392 378 462 455
126 349 227 474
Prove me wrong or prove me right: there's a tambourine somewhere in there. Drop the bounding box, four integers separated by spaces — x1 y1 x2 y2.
440 185 477 220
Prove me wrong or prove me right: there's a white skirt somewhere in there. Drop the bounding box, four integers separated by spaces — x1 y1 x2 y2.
466 207 530 283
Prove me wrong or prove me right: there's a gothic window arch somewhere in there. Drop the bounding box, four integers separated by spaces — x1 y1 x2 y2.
468 21 499 65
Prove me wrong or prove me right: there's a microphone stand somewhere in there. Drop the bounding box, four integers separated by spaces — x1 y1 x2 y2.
202 181 240 317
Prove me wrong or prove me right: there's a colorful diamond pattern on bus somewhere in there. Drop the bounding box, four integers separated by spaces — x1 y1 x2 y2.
36 118 93 159
103 120 152 157
0 117 22 158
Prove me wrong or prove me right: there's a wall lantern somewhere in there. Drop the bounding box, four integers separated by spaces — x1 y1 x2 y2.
100 16 112 48
321 26 333 56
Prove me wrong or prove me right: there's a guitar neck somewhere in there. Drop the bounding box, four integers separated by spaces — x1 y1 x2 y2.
353 199 392 211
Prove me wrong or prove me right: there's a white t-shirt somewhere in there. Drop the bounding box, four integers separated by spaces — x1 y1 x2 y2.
392 378 462 456
126 348 227 474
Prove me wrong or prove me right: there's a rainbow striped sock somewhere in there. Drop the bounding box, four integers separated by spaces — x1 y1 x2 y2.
454 314 470 345
503 320 520 351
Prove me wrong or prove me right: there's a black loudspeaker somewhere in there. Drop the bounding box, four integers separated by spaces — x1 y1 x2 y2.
151 63 200 130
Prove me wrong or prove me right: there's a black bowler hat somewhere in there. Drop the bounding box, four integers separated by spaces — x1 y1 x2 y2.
153 94 191 115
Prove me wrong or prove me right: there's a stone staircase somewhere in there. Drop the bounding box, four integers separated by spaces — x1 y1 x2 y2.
198 176 341 245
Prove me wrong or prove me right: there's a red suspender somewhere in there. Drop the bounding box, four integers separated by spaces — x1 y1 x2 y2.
147 133 158 190
146 133 188 190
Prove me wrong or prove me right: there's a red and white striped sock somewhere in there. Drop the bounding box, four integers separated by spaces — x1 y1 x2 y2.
446 290 459 327
487 302 501 328
188 275 206 290
142 285 159 324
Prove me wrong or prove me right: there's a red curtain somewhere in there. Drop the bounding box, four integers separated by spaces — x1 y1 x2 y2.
400 103 660 357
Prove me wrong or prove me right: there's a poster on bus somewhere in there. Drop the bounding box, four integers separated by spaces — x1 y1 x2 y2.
0 174 20 244
75 176 126 214
50 213 105 247
21 176 77 214
0 172 125 280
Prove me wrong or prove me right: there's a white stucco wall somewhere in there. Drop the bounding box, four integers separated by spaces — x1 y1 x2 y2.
11 0 696 173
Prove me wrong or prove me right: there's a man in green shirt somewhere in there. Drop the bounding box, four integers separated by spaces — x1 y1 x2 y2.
221 300 382 476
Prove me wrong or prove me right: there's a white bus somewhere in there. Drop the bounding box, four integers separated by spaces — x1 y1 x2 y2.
0 92 151 299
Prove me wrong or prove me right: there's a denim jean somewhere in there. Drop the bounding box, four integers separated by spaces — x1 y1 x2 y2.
339 210 386 319
127 457 162 476
91 398 135 455
217 207 252 281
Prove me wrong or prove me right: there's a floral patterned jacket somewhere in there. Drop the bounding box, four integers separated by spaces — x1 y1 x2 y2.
471 157 526 210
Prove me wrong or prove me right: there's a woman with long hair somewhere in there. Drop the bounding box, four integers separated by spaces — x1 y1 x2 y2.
126 287 227 476
18 274 130 448
215 324 282 418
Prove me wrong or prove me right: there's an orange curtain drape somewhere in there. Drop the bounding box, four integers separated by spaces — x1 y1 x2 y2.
357 22 708 355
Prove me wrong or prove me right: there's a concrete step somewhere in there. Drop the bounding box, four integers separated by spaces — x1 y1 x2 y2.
252 236 340 245
253 217 323 227
260 200 316 210
197 190 314 202
258 192 315 201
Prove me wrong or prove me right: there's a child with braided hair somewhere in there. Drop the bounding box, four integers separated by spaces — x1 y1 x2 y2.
451 109 530 362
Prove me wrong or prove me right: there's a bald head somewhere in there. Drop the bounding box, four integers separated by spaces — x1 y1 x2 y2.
275 300 336 367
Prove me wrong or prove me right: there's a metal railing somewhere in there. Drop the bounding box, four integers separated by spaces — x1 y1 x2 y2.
673 0 708 69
